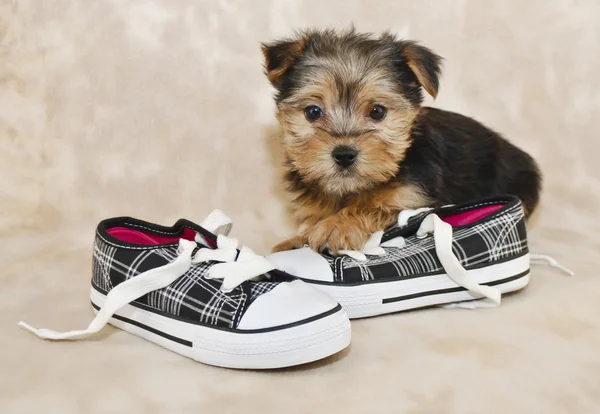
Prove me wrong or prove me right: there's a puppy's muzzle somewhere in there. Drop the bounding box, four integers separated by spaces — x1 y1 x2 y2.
332 146 358 169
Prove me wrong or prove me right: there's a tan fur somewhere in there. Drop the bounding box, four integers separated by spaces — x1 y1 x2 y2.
277 70 418 196
273 184 430 253
272 236 309 252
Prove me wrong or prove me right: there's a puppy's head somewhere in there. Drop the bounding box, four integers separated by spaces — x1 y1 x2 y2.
262 29 442 196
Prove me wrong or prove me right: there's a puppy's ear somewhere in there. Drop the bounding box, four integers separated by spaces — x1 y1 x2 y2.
400 41 442 98
384 35 442 99
261 38 306 88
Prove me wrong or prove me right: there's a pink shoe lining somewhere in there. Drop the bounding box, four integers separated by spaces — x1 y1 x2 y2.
107 227 197 245
106 205 504 245
441 204 504 226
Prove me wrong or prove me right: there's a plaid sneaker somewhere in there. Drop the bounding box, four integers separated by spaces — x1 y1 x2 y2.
19 210 351 369
268 195 551 319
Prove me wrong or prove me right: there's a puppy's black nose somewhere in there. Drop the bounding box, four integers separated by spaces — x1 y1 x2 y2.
332 146 358 168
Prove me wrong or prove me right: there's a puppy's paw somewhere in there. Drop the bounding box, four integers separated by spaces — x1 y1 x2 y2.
307 215 370 254
272 236 308 253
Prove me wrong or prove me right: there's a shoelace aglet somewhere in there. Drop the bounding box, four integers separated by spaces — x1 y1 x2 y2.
18 321 58 339
17 321 59 339
549 261 575 277
530 254 575 277
17 321 35 332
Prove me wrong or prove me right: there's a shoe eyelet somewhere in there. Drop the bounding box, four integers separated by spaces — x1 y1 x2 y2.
220 285 234 293
416 232 431 240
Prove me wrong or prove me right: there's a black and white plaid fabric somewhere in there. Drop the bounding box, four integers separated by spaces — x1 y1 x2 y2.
323 199 528 284
250 281 279 299
92 232 280 329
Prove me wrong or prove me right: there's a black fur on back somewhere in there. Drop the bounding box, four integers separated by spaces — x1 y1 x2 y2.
398 107 542 215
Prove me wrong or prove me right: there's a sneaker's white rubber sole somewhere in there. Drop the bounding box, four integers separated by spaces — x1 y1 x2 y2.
90 287 351 369
304 254 531 319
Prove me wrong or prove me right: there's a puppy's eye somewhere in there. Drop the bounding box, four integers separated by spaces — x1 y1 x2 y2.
304 105 323 122
369 104 387 121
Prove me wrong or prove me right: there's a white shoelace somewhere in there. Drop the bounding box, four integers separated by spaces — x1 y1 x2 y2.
18 210 274 340
529 253 575 276
338 207 433 261
338 208 574 309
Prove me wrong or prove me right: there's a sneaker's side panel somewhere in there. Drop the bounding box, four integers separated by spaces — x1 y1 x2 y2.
309 254 530 318
92 233 249 330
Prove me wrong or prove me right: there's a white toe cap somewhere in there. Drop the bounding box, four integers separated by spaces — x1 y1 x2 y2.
267 247 334 283
237 280 339 330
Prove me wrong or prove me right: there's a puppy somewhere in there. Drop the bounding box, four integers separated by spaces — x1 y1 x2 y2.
262 28 541 253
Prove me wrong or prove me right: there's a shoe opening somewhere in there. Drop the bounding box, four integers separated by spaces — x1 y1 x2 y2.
106 226 197 245
440 204 504 226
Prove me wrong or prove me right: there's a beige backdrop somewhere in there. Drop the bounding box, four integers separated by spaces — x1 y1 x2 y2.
2 1 600 413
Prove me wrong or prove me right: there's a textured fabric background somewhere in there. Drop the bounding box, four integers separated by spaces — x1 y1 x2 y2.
2 1 599 413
